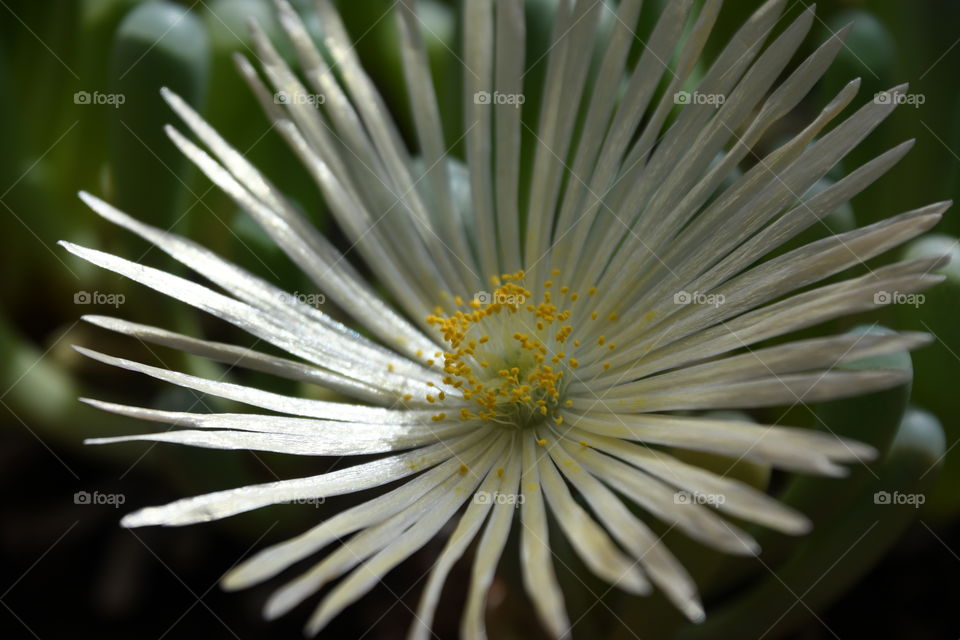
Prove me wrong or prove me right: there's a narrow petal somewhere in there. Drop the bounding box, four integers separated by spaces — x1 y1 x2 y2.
120 429 491 527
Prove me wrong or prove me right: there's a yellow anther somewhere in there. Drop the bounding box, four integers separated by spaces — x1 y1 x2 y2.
432 413 446 421
598 336 606 345
423 271 595 426
387 363 395 372
459 464 469 474
608 312 619 321
537 439 548 446
588 286 597 296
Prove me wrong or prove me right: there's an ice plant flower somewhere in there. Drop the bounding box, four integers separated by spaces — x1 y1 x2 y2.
62 0 949 637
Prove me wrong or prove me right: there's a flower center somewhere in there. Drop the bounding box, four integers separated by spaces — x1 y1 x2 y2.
423 269 617 429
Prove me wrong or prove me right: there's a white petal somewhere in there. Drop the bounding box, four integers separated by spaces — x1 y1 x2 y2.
565 428 809 535
462 0 497 277
81 315 422 405
548 438 704 622
595 331 930 398
59 241 438 399
408 440 521 640
461 435 521 640
588 370 909 412
534 429 651 594
120 429 491 527
224 436 496 591
564 412 873 475
77 191 427 379
519 434 570 638
82 400 472 453
159 88 437 357
561 436 759 556
75 346 450 417
265 433 508 624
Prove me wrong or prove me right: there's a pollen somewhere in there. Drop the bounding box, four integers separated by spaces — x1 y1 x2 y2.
424 270 618 428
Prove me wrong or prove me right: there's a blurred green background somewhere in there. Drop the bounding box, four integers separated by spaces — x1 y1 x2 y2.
1 0 958 638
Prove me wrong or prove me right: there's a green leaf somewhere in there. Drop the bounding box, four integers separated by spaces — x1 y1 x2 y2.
678 406 945 640
897 233 960 521
107 1 210 229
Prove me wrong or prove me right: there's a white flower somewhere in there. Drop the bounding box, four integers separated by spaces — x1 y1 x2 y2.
62 0 948 637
